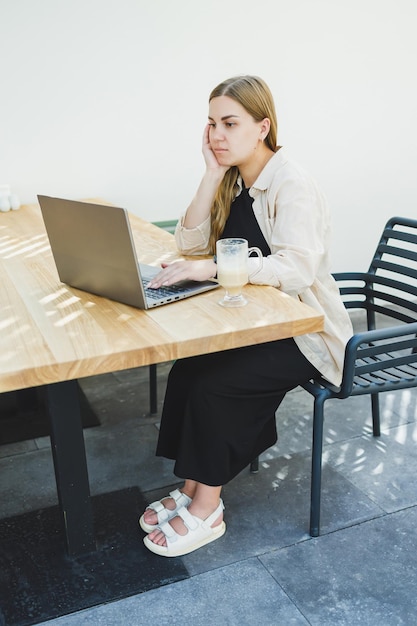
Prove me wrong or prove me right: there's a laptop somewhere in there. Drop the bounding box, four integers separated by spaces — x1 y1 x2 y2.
37 195 219 309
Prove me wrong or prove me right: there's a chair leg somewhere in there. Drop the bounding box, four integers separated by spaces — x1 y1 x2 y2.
250 457 259 473
149 364 158 415
310 392 326 537
371 393 381 437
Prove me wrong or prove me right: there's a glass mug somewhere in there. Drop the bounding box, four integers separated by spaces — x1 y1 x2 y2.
216 238 262 307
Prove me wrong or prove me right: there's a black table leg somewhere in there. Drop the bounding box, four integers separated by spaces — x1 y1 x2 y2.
46 380 96 556
149 364 158 415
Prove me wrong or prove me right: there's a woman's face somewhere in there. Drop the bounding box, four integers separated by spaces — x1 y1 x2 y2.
208 95 268 168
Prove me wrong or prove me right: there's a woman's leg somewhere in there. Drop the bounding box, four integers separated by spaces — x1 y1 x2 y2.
141 338 319 553
156 339 319 486
146 482 223 547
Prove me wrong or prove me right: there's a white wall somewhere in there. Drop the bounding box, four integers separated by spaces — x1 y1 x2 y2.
2 0 416 271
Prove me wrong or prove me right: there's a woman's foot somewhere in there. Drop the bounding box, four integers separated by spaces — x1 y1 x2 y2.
139 488 192 533
143 499 226 557
147 500 223 547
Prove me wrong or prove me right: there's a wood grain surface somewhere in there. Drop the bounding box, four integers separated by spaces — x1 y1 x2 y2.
0 203 324 392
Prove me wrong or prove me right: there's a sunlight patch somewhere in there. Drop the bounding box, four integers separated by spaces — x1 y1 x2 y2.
371 462 384 475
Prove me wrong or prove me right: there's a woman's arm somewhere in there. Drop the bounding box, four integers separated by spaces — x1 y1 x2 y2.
248 173 330 292
148 126 227 288
183 169 224 228
182 124 229 228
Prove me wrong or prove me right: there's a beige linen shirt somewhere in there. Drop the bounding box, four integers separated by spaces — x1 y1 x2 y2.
175 147 353 386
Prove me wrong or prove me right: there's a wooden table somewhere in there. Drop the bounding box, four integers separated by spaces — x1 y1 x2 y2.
0 203 324 555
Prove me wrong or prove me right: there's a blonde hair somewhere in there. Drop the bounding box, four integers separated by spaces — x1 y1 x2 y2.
208 75 278 253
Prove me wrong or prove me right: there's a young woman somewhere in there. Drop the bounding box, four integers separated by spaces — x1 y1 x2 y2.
140 75 352 557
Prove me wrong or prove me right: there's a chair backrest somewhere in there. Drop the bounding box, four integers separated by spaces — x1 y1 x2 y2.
334 216 417 330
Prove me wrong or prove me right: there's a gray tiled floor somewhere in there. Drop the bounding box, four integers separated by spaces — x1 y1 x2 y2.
1 361 417 626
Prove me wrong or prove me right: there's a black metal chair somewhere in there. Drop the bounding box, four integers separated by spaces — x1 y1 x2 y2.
303 215 417 536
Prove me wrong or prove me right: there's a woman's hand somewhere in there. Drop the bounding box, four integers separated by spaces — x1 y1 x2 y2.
202 124 230 177
147 259 217 289
181 125 229 230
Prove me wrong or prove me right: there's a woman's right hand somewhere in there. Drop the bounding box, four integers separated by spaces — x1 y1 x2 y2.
182 125 230 229
202 124 230 177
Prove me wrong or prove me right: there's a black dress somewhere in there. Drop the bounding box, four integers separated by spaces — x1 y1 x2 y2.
155 188 319 486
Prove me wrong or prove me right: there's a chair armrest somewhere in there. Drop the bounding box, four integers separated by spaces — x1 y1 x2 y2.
339 321 417 396
347 321 417 350
332 271 370 282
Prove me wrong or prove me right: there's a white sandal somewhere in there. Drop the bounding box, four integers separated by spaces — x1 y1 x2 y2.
139 489 192 533
143 499 226 557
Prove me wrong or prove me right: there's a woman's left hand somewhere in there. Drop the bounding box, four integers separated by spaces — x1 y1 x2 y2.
147 259 217 288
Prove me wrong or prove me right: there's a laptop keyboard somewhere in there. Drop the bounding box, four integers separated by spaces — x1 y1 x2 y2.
143 280 190 300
